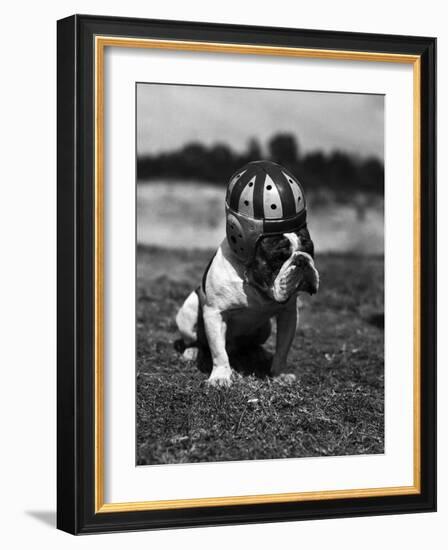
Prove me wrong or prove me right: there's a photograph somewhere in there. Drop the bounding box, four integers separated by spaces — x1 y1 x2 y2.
55 13 436 535
135 83 385 466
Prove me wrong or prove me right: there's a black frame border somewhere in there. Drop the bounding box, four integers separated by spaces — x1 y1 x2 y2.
57 14 436 534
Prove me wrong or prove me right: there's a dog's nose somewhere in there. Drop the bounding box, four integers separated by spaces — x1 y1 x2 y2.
292 253 312 267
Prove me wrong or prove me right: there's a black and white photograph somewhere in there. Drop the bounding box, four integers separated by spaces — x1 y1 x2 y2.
136 83 385 466
51 8 438 538
0 0 441 542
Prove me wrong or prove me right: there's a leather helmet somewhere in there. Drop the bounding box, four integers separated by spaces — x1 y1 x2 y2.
225 160 307 265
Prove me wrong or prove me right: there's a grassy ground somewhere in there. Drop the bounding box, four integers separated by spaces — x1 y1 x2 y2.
136 246 384 465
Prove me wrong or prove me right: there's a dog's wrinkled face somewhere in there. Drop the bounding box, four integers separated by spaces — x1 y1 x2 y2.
250 226 319 302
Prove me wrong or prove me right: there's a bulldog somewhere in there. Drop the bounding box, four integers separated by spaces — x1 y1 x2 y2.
175 226 319 387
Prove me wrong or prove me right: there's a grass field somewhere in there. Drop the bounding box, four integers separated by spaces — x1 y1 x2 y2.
136 246 384 465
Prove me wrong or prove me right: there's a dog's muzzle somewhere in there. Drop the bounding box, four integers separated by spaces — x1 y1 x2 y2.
272 252 319 302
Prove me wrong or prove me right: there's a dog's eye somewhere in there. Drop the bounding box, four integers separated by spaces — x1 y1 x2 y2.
260 239 291 264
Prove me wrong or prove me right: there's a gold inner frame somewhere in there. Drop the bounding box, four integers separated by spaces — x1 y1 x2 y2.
94 36 421 513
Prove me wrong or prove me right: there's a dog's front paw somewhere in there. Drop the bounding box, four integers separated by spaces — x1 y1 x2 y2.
271 367 297 383
276 373 297 383
207 366 233 388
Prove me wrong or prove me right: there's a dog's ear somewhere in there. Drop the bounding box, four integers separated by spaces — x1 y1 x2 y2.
296 225 315 259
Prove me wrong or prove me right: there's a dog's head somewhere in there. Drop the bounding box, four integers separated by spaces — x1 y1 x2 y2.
248 226 319 302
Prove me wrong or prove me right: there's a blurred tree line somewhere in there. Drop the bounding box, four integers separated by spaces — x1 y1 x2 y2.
137 133 383 202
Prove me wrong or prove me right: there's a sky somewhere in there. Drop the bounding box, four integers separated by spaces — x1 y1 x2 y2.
137 83 384 161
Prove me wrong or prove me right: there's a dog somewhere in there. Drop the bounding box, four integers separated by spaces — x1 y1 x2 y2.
175 226 319 387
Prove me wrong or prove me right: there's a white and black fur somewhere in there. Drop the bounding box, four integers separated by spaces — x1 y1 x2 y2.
175 226 319 386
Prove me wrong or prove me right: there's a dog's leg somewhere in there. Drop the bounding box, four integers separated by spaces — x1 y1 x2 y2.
175 291 200 362
203 306 232 387
271 303 297 381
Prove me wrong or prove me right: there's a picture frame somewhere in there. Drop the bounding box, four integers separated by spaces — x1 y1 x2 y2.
57 14 436 534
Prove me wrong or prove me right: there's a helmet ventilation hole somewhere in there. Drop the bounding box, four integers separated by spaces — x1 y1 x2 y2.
271 204 277 210
230 236 237 244
248 181 253 187
244 200 249 206
266 185 272 190
289 178 293 184
298 196 301 202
